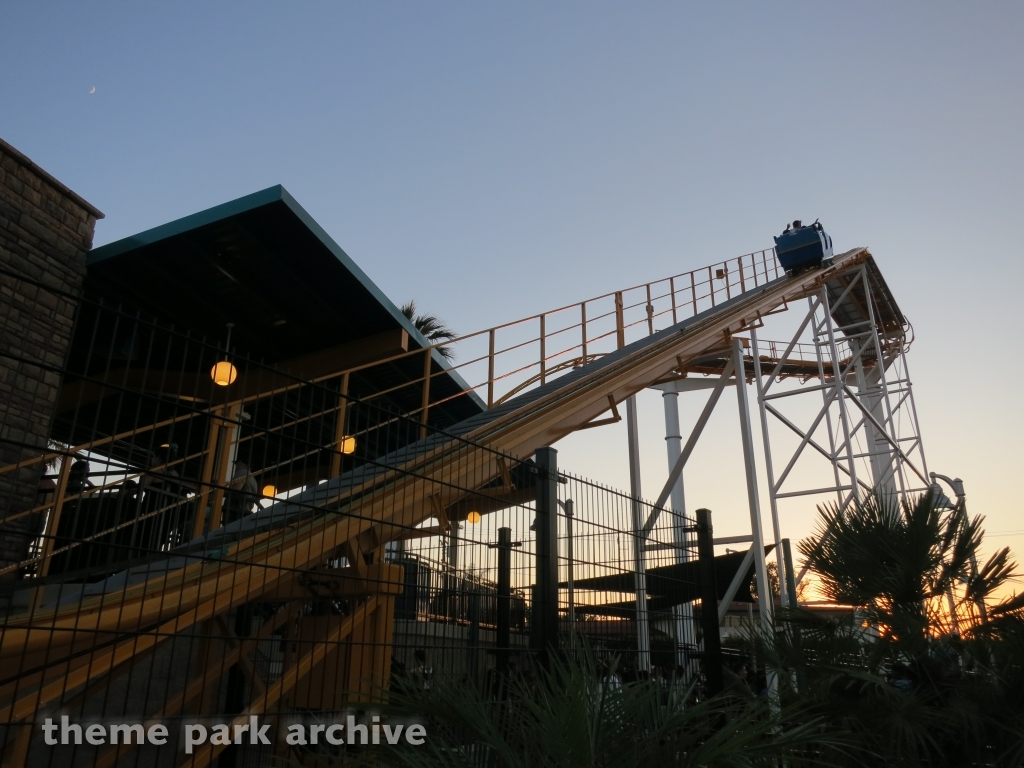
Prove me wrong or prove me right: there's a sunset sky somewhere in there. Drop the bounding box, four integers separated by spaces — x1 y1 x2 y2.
4 2 1022 592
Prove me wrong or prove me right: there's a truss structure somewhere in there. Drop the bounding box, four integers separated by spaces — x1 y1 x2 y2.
751 261 929 594
0 245 933 763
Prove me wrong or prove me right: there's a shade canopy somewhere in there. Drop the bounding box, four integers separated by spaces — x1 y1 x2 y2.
50 186 485 494
81 185 483 426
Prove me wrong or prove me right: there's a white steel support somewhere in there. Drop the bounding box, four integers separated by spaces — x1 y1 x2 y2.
852 342 897 498
862 265 929 490
731 338 773 633
898 347 929 481
820 285 861 499
660 389 697 668
753 265 929 589
732 337 777 702
625 394 652 671
809 296 847 506
751 328 791 608
718 545 756 622
644 363 734 536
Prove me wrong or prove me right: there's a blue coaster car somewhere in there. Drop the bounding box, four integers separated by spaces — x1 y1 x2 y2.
774 220 833 274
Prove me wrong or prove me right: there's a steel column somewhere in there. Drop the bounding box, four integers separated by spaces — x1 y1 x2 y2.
809 297 846 505
493 526 515 674
820 286 860 498
751 328 790 607
563 499 575 649
661 389 696 667
731 338 772 632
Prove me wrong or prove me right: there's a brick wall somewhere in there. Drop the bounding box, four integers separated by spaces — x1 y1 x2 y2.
0 138 102 596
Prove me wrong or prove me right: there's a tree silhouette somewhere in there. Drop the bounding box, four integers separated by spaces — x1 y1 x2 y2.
400 300 457 361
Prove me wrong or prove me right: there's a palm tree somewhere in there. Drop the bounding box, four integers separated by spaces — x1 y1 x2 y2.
400 300 457 362
745 490 1024 767
799 489 1015 651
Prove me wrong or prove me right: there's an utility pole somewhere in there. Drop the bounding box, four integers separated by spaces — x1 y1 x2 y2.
489 526 520 674
695 508 723 697
533 447 560 666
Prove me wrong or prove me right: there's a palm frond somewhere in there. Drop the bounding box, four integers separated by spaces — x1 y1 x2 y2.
967 547 1019 607
400 300 457 361
364 649 837 768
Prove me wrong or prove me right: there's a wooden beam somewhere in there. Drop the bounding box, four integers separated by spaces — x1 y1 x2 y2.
1 250 873 710
444 485 538 521
90 601 295 768
181 597 377 768
207 403 239 531
0 443 495 669
308 562 404 597
497 457 514 490
429 493 450 530
0 421 500 714
576 394 622 430
419 348 432 439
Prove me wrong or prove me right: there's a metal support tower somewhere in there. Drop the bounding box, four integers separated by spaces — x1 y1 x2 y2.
751 263 930 585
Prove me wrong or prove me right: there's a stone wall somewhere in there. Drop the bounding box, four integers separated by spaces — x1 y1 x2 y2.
0 138 102 596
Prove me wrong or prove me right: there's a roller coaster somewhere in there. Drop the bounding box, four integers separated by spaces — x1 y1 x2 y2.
0 187 926 766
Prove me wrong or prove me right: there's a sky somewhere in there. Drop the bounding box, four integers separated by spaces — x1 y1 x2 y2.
3 2 1023 593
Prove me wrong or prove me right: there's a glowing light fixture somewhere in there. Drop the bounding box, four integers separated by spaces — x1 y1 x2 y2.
210 323 237 387
339 436 356 455
466 511 481 524
262 484 277 498
210 360 238 386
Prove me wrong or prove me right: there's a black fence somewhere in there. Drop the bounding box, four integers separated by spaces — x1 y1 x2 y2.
0 270 717 767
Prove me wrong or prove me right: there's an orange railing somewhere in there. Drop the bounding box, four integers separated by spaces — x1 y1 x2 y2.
343 248 781 422
0 247 782 532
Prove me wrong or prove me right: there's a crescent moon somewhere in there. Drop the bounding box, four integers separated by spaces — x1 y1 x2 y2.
89 86 96 94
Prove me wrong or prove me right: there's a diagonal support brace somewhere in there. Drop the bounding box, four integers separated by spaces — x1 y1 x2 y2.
642 358 736 537
718 545 756 623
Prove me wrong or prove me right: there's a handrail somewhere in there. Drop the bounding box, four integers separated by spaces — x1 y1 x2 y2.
299 248 782 411
0 248 777 585
0 248 874 711
0 248 779 484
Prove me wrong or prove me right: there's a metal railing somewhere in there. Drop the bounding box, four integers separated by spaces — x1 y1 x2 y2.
254 248 783 428
0 269 710 764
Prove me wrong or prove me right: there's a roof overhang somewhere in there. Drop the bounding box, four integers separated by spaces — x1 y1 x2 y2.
86 185 484 413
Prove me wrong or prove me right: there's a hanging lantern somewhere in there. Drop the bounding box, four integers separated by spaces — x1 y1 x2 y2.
262 484 277 498
466 511 481 524
210 322 237 386
210 360 238 386
339 435 356 455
